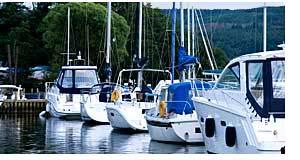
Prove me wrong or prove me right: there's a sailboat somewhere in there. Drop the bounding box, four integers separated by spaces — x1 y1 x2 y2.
44 7 100 119
145 3 214 144
192 6 285 153
79 2 113 123
105 2 173 132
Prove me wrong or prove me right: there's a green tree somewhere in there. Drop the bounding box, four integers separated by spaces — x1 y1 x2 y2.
38 3 130 80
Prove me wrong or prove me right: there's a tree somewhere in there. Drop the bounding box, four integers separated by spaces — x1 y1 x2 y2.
38 3 130 80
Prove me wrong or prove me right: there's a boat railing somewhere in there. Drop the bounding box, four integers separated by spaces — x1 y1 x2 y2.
45 82 56 95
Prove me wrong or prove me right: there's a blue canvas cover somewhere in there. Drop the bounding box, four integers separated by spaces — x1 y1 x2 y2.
167 81 213 115
178 47 199 72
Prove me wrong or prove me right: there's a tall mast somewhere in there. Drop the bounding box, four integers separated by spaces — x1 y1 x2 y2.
106 2 112 82
180 2 185 81
191 7 195 79
171 2 176 84
263 4 267 52
137 2 143 89
180 2 184 47
67 7 70 65
187 8 191 79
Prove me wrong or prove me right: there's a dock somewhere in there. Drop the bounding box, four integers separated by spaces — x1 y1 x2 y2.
0 99 47 114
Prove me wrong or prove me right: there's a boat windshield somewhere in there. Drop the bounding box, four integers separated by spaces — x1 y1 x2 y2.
216 63 240 90
75 70 98 88
58 69 99 89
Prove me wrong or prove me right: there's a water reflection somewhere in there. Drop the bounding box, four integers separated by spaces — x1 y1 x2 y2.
0 114 206 154
148 141 206 154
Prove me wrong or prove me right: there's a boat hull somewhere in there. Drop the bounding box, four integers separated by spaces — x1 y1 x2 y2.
106 102 154 131
145 110 204 144
193 97 284 154
80 101 110 124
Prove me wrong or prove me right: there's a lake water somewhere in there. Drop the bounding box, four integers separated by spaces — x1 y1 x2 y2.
0 114 207 154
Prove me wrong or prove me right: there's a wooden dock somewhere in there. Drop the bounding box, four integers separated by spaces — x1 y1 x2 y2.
0 99 47 114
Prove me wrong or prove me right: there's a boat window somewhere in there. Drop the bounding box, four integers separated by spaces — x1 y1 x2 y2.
61 70 73 88
74 70 98 88
216 63 240 90
271 60 285 99
248 62 264 108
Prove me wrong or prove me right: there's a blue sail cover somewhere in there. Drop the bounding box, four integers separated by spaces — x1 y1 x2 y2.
167 81 213 115
178 47 199 72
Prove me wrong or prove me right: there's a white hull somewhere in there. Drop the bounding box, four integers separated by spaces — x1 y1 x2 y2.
193 97 284 154
46 91 81 119
80 101 110 123
106 102 154 131
146 109 204 144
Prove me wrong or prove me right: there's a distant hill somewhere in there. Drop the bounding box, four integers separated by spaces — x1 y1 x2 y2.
162 6 285 59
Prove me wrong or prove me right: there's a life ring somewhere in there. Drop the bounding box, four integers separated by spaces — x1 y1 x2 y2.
205 118 215 138
111 90 120 102
159 101 167 118
225 126 236 147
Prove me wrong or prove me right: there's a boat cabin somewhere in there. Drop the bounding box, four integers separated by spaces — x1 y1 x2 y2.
56 66 100 94
213 50 285 118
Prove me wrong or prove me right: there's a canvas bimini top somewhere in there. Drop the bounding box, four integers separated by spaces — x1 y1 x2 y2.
167 81 213 115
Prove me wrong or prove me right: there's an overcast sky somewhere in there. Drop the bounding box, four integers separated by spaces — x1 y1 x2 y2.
150 2 284 10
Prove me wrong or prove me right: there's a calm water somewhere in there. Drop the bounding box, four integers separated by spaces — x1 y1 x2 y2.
0 113 207 154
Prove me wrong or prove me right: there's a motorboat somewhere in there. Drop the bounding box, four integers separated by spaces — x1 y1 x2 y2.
192 49 285 153
45 65 100 119
0 85 26 106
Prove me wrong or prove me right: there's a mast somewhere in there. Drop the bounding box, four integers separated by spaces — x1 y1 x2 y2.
106 2 112 82
263 4 267 52
67 7 70 65
191 7 195 79
187 8 191 79
171 2 176 84
180 2 185 81
137 2 143 89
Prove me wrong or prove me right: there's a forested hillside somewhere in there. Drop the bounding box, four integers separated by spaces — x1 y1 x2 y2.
162 6 285 59
0 3 285 86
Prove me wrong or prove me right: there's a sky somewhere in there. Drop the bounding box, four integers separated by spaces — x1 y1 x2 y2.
150 2 285 10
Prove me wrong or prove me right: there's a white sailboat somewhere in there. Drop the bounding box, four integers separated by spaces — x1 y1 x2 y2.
145 3 215 144
44 7 100 119
79 2 113 123
105 3 173 132
106 69 172 131
192 6 285 153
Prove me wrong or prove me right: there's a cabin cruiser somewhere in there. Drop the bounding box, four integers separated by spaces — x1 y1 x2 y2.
0 85 26 106
192 49 285 153
145 81 213 143
106 69 172 131
45 64 100 119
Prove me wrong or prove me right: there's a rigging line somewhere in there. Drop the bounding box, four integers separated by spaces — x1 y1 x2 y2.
198 9 218 70
159 9 171 70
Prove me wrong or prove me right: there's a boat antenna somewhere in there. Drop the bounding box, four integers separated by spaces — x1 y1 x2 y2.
171 2 176 84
